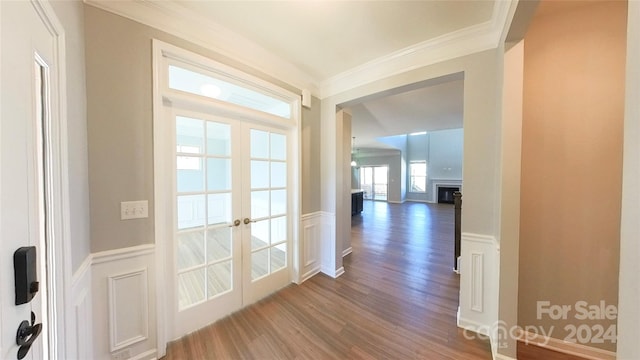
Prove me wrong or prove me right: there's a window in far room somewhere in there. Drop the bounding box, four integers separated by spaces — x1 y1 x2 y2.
410 161 427 192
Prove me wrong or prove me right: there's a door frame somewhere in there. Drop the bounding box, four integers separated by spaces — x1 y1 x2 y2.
152 39 301 356
0 0 73 358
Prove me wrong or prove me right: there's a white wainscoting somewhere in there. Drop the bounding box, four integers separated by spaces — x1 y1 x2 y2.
68 255 93 360
318 211 342 278
457 232 500 356
92 244 157 360
300 212 323 282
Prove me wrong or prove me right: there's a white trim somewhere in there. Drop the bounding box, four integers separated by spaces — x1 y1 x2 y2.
493 354 517 360
92 244 155 265
83 0 514 99
129 348 158 360
387 200 406 204
25 1 74 358
470 252 484 312
462 232 498 246
301 211 323 221
518 330 616 360
151 38 169 359
404 199 435 204
71 255 92 287
298 211 323 283
108 268 150 351
457 311 491 337
342 247 353 257
319 0 513 97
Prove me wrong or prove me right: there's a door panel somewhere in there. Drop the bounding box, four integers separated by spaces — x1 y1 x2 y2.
242 124 290 305
169 112 292 339
1 1 57 358
171 112 242 338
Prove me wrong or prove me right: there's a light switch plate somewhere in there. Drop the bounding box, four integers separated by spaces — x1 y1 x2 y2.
120 200 148 220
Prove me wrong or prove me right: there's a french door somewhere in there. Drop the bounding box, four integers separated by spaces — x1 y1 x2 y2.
360 166 389 201
171 110 290 338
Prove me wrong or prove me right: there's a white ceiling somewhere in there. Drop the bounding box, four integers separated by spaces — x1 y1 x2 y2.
169 1 494 148
93 0 503 149
350 75 464 149
173 1 494 82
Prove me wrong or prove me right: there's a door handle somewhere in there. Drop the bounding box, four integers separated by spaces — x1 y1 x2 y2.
228 219 241 227
16 311 42 360
243 218 256 225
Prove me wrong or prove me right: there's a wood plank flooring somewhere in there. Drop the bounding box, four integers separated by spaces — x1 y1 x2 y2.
163 201 492 359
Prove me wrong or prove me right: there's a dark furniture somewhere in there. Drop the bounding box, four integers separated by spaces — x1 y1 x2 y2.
351 190 363 215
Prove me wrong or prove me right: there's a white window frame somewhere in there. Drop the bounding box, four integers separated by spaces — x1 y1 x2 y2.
152 39 301 357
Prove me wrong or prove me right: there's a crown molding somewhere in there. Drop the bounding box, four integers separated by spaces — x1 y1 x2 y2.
84 0 515 100
319 0 514 98
84 0 319 97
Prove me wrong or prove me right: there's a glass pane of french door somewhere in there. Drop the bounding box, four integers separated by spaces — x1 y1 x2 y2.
175 115 238 311
373 166 388 201
359 166 388 201
242 125 290 304
248 129 288 280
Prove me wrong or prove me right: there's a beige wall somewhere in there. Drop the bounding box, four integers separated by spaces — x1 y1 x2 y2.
301 96 322 214
50 0 91 271
519 1 626 352
84 5 320 252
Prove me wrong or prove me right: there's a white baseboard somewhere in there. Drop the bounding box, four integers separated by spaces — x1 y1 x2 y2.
342 247 353 257
299 267 320 283
130 348 157 360
404 199 433 204
493 353 517 360
518 330 616 360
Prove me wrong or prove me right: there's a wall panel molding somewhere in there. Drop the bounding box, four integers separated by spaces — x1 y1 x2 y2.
108 268 149 351
458 233 499 357
470 252 484 312
92 245 157 360
92 244 155 265
300 212 322 282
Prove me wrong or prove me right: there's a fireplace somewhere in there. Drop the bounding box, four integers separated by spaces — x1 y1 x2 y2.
437 186 460 204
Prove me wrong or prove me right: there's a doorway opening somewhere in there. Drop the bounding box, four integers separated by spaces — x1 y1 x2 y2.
341 71 465 332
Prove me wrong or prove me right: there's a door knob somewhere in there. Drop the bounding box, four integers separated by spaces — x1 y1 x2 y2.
228 219 241 227
243 218 256 225
16 312 42 359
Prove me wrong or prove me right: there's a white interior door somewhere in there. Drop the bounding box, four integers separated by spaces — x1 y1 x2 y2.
242 124 290 304
169 111 292 339
1 1 58 359
171 111 243 338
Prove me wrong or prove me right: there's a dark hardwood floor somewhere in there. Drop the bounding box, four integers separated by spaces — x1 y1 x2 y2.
163 201 492 359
